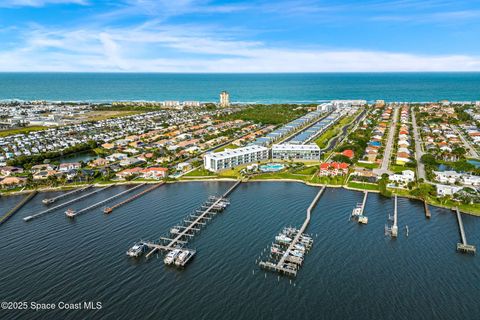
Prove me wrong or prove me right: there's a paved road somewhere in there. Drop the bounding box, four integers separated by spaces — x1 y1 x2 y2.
411 110 426 181
374 105 399 175
452 125 479 159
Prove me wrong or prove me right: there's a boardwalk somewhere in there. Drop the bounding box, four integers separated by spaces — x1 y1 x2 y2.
42 185 93 204
104 183 163 214
455 208 476 254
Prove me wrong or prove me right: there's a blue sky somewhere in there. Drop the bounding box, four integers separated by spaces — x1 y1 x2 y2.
1 0 480 72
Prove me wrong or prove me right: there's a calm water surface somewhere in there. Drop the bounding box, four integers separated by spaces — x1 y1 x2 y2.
0 182 479 320
1 73 480 102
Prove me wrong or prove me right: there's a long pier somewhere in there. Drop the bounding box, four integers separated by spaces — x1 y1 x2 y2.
454 207 476 254
144 180 242 260
260 185 325 277
385 195 398 238
68 184 146 218
351 191 368 224
104 183 163 214
42 185 93 204
0 191 37 225
23 186 113 221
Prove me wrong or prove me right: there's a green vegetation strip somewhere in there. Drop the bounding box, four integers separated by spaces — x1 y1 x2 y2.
0 126 48 137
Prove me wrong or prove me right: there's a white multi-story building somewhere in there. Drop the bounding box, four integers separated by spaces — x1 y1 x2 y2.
162 101 180 107
271 144 321 161
219 91 230 107
317 103 334 113
183 101 201 107
204 145 268 172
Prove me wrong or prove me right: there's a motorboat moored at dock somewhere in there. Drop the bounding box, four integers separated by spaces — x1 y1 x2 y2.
126 242 147 257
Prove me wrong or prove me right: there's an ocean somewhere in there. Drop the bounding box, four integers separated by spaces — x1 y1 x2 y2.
0 72 479 103
0 182 479 320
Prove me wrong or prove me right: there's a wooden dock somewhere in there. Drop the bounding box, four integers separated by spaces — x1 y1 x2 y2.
351 191 368 224
104 183 163 214
423 200 431 219
68 184 146 218
454 207 476 254
0 191 37 225
143 180 242 262
42 185 93 204
259 185 325 277
385 195 398 238
23 186 114 221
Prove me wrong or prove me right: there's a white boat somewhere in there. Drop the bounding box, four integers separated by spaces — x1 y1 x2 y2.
175 250 193 266
65 208 76 218
170 227 180 234
290 250 304 258
351 207 362 216
294 243 306 252
126 242 147 257
275 234 292 244
164 249 181 265
358 215 368 224
271 246 283 255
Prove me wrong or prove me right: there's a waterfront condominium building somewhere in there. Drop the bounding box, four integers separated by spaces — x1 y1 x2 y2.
204 145 269 172
219 91 230 107
271 143 321 161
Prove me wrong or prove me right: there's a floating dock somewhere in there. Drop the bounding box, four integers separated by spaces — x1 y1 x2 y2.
42 185 93 204
23 186 113 221
385 195 398 238
132 180 242 267
454 207 476 254
259 185 325 277
67 184 146 218
0 191 37 225
104 183 163 214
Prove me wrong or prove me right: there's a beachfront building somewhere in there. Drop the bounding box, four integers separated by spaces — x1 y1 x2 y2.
271 144 321 161
219 91 230 107
204 145 269 172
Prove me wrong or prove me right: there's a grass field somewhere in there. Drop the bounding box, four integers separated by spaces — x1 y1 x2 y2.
315 114 356 149
214 144 239 153
183 167 217 177
347 181 380 191
0 126 48 137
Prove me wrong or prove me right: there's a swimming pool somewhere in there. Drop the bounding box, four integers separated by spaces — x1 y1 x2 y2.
259 163 285 172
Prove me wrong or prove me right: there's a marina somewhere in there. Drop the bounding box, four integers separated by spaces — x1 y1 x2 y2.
259 186 325 276
130 180 242 267
0 182 479 319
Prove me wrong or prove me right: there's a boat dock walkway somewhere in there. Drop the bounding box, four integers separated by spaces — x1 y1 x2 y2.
104 183 164 214
260 185 325 277
385 195 398 237
68 184 146 218
23 186 113 221
42 185 93 204
143 180 242 260
351 191 369 224
0 191 38 225
454 207 476 254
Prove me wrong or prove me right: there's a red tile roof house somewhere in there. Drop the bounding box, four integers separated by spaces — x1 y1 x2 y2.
141 167 168 180
341 149 355 159
319 162 349 176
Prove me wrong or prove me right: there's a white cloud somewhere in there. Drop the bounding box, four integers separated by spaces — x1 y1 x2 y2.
1 21 480 72
0 0 88 7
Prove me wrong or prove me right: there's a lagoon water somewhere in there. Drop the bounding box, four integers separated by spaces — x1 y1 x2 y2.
0 182 479 320
1 73 480 103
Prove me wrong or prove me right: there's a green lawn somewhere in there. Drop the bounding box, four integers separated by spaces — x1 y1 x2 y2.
0 126 48 137
315 114 356 149
347 181 380 191
184 167 217 177
292 166 318 175
355 162 379 169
